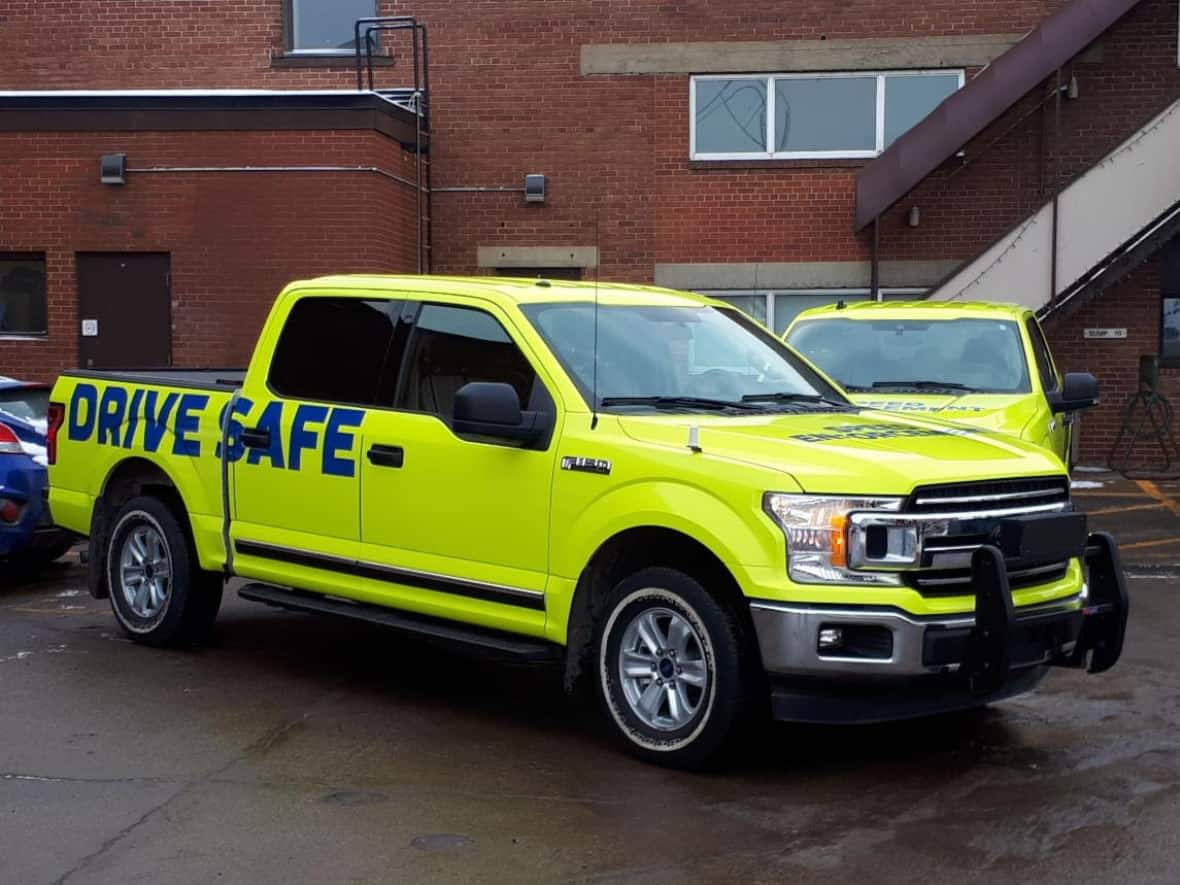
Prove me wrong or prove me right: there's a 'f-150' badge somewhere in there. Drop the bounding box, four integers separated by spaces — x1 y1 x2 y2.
561 456 612 475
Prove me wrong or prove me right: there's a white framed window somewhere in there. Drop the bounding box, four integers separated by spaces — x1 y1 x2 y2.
690 71 964 160
287 0 377 55
701 289 927 336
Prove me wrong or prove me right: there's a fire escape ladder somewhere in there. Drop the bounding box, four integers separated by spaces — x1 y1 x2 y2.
355 16 432 274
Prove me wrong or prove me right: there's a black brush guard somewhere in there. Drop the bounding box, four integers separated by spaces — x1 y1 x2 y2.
966 526 1129 695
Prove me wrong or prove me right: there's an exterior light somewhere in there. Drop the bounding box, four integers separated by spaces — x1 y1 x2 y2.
100 153 127 185
908 205 921 228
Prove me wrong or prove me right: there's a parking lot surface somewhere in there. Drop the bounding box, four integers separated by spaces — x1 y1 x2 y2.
1 480 1177 885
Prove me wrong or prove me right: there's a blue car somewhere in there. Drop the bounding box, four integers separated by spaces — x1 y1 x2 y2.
0 377 73 565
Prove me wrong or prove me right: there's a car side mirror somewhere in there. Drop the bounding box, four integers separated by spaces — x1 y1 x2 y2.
1047 372 1099 413
452 382 549 448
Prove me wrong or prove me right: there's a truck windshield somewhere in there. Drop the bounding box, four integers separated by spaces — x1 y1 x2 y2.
787 317 1032 394
521 302 846 411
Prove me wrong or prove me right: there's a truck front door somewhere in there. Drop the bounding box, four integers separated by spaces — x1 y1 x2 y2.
357 300 558 633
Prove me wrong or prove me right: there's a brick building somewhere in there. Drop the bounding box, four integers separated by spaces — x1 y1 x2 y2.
0 0 1177 463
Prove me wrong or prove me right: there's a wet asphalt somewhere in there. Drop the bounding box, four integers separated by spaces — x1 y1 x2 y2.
1 477 1177 885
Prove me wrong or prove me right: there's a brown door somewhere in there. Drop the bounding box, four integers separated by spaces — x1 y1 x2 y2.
77 253 172 369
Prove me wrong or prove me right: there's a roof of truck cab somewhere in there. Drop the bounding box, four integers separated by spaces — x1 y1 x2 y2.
789 300 1031 324
284 274 714 308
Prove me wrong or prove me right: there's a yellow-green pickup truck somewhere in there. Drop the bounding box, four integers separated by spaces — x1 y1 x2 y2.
784 302 1099 467
48 277 1127 768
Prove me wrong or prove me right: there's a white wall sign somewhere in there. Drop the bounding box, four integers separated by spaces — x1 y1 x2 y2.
1083 328 1127 339
81 319 98 337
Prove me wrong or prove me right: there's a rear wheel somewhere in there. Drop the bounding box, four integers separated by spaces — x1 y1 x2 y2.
105 495 222 647
595 567 753 769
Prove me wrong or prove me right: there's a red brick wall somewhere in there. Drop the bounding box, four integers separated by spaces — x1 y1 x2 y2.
0 129 418 381
1045 258 1180 467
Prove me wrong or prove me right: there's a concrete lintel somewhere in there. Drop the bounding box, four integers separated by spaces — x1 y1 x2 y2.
477 246 599 269
654 260 964 291
581 35 1022 77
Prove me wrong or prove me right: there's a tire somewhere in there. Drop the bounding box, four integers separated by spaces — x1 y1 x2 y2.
595 567 754 769
105 495 222 647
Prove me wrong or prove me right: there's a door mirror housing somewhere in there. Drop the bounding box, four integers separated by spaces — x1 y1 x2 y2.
1046 372 1099 413
452 382 549 447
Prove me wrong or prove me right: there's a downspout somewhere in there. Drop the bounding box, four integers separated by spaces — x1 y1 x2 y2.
870 217 881 301
1049 68 1063 309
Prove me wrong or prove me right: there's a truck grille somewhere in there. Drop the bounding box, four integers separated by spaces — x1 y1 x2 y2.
903 476 1073 595
907 476 1071 513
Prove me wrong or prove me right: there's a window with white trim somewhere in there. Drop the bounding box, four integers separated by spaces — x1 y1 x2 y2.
691 71 963 160
287 0 376 54
701 289 927 336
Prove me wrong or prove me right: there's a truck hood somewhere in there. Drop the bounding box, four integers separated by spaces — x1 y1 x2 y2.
844 392 1039 439
616 408 1064 495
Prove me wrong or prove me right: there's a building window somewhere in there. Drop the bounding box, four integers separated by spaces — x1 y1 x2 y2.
1162 235 1180 366
0 254 48 337
690 71 963 160
700 289 926 336
286 0 376 54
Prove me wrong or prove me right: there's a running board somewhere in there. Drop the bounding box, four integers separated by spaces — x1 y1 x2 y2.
238 583 562 663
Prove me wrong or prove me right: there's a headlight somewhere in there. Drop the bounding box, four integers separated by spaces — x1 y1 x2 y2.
763 493 905 585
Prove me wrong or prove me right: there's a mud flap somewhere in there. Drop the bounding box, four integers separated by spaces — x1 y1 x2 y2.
1055 531 1129 674
965 545 1014 696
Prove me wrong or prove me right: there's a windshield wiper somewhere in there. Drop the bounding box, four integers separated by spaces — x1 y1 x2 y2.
741 392 848 407
870 380 980 392
599 395 758 411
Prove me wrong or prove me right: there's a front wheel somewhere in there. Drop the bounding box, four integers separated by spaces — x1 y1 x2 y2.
106 495 222 647
595 567 754 769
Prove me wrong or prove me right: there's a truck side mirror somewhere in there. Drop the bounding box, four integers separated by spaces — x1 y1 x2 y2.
452 382 549 448
1047 372 1099 413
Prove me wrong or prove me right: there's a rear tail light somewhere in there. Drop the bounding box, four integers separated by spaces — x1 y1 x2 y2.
0 422 23 455
0 498 21 523
47 401 65 466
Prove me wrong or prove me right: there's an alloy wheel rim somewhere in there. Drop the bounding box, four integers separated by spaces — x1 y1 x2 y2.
119 524 172 620
617 605 709 731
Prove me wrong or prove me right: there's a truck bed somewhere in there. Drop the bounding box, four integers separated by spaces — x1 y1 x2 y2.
63 368 246 392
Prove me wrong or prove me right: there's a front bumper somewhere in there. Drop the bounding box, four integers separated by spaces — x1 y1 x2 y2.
752 531 1129 722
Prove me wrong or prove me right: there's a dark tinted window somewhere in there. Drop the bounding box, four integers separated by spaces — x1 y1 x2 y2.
1026 318 1060 392
399 304 539 420
269 297 408 405
1162 236 1180 364
0 387 48 425
0 254 47 336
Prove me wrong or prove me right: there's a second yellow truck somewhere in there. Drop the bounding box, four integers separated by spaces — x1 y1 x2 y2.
48 276 1127 767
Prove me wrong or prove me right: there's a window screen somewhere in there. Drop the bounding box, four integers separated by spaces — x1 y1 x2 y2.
289 0 376 52
0 254 48 336
269 297 405 405
1162 236 1180 364
399 304 539 421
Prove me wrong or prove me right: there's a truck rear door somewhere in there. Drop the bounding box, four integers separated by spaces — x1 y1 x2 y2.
230 295 400 583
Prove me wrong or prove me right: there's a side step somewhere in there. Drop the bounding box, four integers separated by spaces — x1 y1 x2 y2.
238 583 562 664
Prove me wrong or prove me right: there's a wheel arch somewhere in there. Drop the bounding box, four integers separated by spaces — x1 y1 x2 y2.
87 457 191 599
561 525 761 695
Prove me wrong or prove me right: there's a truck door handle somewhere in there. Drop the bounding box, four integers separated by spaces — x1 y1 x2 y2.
367 444 404 468
241 427 271 450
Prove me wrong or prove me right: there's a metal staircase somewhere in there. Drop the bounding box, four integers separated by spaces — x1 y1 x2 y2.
354 16 433 273
930 97 1180 316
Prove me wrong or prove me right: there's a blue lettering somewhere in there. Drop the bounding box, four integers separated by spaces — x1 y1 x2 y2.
246 402 285 468
122 388 144 449
172 394 209 457
97 387 129 446
142 391 179 453
67 383 98 441
322 408 363 477
289 404 328 471
215 396 254 462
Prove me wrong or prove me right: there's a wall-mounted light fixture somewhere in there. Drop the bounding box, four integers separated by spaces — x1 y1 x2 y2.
1067 74 1080 100
524 173 545 203
907 205 921 228
100 153 127 185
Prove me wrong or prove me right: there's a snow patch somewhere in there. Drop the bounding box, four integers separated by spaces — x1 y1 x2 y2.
20 441 47 466
1071 480 1105 489
1073 465 1111 474
56 590 81 598
1 651 34 663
